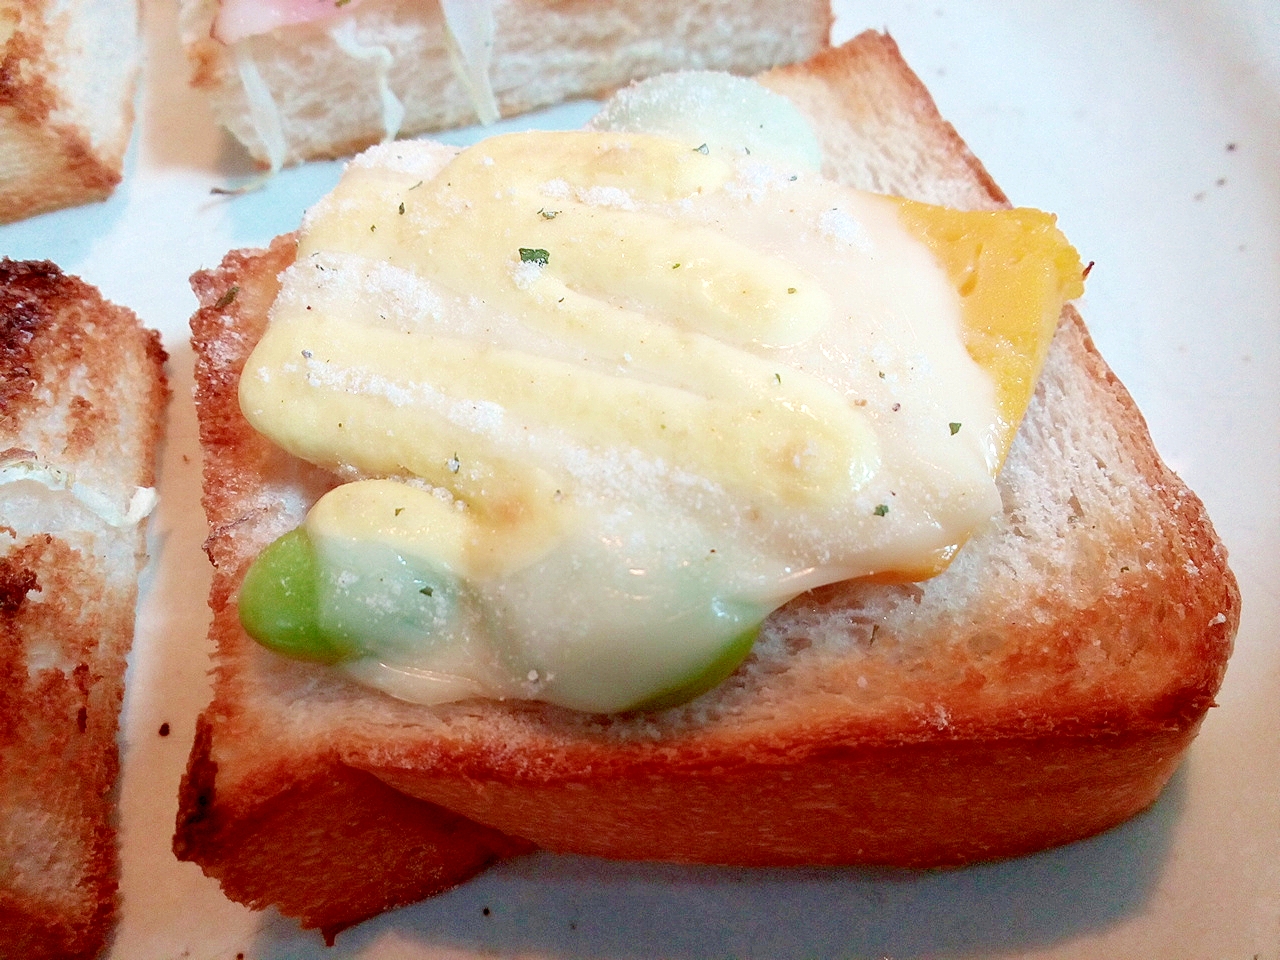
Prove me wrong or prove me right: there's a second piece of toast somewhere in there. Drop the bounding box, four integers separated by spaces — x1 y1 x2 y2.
180 0 832 169
0 260 167 959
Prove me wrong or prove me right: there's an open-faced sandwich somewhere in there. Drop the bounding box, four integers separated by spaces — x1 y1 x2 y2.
176 31 1238 941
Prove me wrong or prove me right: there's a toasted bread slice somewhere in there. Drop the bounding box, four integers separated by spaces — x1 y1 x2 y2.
0 260 167 959
179 0 832 169
0 0 140 224
176 31 1238 940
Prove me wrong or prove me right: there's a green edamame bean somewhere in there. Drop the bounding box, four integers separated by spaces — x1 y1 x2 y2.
624 623 759 713
241 527 758 711
238 528 352 663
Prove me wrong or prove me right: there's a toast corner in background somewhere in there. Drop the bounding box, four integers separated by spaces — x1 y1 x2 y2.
179 0 833 169
0 259 167 959
0 0 141 224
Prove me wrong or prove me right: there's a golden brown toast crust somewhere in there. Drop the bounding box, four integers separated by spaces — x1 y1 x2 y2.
0 6 137 224
0 537 121 960
176 714 533 944
0 260 163 430
0 259 167 960
176 31 1238 936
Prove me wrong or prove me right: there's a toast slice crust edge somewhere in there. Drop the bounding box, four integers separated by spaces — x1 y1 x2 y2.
176 31 1238 935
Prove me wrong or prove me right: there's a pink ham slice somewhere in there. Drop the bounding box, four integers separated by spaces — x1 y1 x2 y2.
212 0 368 44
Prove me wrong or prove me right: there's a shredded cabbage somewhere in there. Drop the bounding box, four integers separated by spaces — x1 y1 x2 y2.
439 0 499 125
234 45 288 174
330 19 406 142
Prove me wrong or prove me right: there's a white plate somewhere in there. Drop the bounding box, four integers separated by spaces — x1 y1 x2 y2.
1 1 1276 957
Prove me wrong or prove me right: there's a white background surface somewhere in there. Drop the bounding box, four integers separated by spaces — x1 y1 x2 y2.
1 1 1277 957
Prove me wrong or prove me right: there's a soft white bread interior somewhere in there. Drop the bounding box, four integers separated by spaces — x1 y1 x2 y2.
0 0 140 224
176 32 1238 941
0 260 167 959
180 0 832 169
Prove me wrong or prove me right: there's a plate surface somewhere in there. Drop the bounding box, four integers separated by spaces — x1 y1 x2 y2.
1 1 1276 958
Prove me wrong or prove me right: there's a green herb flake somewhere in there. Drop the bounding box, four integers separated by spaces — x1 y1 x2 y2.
949 422 962 435
214 285 240 309
774 372 782 385
787 287 797 294
394 507 404 516
538 208 560 220
398 201 405 215
335 0 352 7
695 143 709 155
519 247 550 266
420 585 433 596
370 223 377 232
672 263 681 270
873 504 889 517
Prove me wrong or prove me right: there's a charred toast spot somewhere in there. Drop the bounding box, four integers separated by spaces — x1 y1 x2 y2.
0 559 38 614
2 260 169 443
0 259 59 418
174 716 220 854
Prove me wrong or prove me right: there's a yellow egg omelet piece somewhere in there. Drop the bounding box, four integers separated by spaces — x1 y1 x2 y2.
867 199 1086 583
892 199 1086 470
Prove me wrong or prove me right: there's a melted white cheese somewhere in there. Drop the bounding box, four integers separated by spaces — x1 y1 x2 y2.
0 455 157 529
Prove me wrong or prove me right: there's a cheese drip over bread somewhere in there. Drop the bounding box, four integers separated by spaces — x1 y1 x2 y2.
237 76 1084 712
